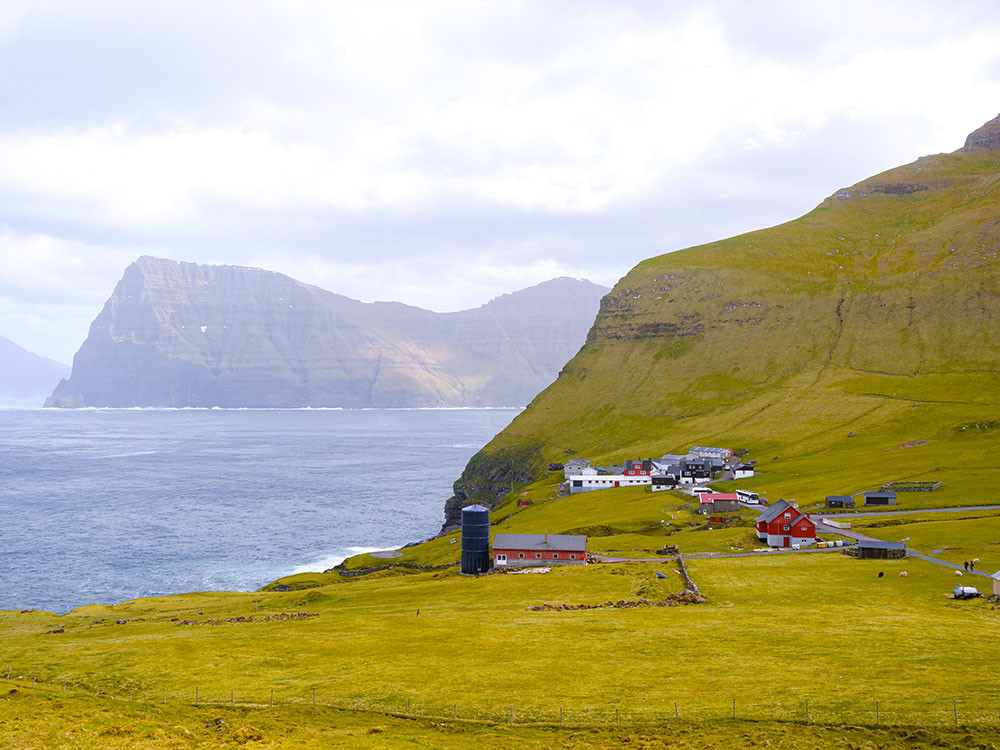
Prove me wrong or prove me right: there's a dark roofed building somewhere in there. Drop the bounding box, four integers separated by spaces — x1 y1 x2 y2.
825 495 855 508
493 533 587 568
863 491 897 506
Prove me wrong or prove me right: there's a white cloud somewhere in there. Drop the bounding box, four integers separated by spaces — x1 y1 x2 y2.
0 0 998 359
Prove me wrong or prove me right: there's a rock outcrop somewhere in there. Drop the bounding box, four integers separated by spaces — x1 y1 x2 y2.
963 112 1000 150
46 258 607 408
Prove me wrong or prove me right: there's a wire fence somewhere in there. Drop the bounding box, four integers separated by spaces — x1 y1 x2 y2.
4 666 999 729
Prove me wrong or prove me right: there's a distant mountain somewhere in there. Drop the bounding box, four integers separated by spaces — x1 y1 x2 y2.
0 335 70 407
46 258 608 408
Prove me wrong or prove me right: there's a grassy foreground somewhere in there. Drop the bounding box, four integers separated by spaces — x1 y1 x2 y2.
3 550 999 746
6 685 1000 750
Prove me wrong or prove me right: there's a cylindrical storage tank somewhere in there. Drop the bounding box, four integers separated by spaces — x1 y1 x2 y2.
461 504 491 575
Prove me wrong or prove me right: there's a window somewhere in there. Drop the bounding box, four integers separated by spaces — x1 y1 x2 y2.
535 553 542 559
572 480 582 487
570 554 576 560
518 553 524 559
783 524 789 531
553 553 559 559
784 512 791 519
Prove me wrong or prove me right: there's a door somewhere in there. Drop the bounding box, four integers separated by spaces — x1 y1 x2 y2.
783 537 789 548
496 554 507 566
614 481 620 487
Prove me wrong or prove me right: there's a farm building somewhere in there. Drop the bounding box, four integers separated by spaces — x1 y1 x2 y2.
492 533 587 567
733 463 755 479
825 495 855 508
854 540 906 559
755 499 816 548
563 459 592 475
699 493 740 513
863 491 897 506
567 470 651 494
651 472 678 492
690 446 734 460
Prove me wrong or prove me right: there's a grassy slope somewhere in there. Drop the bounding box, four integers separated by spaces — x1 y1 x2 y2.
464 147 1000 516
3 552 1000 748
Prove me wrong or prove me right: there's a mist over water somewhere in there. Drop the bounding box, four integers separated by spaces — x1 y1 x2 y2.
0 408 517 613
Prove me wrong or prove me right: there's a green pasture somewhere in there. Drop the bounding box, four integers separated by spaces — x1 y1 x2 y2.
3 552 997 734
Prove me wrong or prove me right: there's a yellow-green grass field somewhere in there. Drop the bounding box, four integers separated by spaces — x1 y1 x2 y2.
6 686 1000 750
3 552 998 746
849 511 1000 575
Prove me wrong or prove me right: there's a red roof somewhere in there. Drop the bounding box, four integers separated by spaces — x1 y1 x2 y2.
701 493 739 502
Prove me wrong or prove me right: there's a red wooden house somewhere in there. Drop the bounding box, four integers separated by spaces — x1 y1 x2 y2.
755 499 816 548
492 533 587 567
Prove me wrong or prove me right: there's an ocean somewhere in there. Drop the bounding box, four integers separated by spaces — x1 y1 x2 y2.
0 408 518 614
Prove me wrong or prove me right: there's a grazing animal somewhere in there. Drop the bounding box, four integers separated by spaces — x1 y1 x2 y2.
878 571 884 578
955 570 963 576
899 571 908 577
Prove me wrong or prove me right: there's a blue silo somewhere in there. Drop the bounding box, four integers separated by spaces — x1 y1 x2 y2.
461 504 491 575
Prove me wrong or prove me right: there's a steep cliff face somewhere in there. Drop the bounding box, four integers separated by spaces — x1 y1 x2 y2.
46 260 607 408
451 113 1000 514
0 335 69 406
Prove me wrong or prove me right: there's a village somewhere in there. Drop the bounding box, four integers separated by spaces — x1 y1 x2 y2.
457 445 1000 602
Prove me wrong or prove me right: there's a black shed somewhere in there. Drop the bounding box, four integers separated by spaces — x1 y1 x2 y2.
863 491 897 506
825 495 855 508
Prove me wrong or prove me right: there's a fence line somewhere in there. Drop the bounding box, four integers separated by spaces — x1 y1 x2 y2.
3 666 999 728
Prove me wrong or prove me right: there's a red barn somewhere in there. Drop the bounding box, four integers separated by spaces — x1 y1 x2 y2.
699 492 740 513
492 533 587 567
755 499 816 548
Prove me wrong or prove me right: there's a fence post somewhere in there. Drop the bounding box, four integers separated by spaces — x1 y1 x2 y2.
805 699 809 722
130 688 133 701
875 700 879 725
63 679 66 694
509 704 514 726
408 697 411 715
195 686 198 706
231 689 234 705
674 702 679 721
313 687 316 705
732 696 736 719
560 705 563 726
616 708 620 727
453 704 456 720
270 689 274 708
162 688 165 704
953 698 958 725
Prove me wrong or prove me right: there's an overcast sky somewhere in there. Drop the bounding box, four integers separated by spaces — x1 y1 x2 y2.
2 0 999 362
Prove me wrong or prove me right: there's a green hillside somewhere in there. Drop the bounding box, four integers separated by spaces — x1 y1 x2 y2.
446 116 1000 515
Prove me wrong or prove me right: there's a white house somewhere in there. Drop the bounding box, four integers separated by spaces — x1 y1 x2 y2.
568 472 651 494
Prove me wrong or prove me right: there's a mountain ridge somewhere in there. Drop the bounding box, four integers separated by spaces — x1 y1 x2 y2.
0 335 70 407
47 258 608 408
440 112 1000 522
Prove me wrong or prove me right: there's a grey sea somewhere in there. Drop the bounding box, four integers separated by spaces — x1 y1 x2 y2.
0 408 518 613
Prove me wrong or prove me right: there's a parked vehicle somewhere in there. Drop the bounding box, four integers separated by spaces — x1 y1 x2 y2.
736 490 760 504
953 586 981 599
547 463 564 471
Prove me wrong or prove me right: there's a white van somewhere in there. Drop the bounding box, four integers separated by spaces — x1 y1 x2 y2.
691 486 713 496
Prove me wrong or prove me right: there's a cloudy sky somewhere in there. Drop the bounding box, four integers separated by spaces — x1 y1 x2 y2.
2 0 999 362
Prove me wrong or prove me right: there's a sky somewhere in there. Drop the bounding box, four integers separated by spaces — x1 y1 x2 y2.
1 0 1000 362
